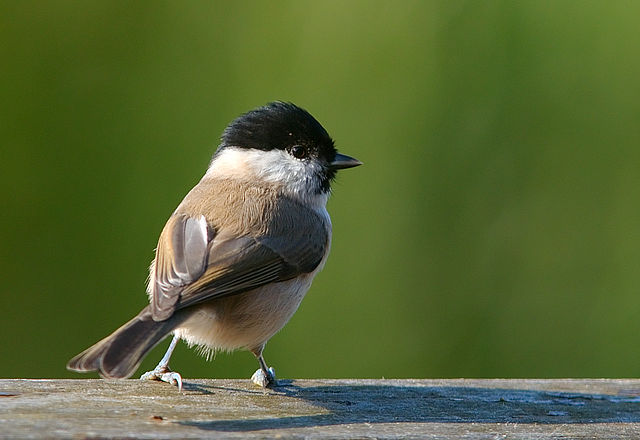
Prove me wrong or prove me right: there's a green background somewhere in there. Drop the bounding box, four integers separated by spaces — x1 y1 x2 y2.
2 1 639 380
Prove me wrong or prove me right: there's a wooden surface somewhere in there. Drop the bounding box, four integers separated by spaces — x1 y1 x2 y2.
2 379 640 439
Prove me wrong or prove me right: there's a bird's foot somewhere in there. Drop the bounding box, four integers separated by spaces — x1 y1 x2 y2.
251 366 277 388
140 366 183 392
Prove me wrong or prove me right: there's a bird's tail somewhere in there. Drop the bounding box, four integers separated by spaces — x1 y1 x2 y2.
67 306 187 379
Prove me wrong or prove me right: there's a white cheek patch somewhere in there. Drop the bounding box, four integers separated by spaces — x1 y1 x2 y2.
206 147 328 209
205 147 253 180
252 149 309 185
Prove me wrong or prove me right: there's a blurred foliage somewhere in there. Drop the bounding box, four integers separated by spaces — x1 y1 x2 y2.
1 1 639 380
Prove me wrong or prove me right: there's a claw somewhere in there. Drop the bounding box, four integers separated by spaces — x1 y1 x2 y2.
140 368 183 392
161 371 183 392
251 367 277 388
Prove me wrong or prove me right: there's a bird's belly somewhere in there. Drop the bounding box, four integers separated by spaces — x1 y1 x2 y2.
173 274 314 353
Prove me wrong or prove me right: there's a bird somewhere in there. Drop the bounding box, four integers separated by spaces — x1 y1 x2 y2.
67 101 362 390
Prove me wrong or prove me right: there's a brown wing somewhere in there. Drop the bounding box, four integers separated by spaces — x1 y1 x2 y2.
149 210 328 321
151 214 210 320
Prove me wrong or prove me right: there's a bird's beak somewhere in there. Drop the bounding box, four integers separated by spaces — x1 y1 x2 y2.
330 153 363 170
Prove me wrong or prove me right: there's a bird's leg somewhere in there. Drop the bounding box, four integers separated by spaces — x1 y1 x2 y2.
250 346 277 387
140 335 183 391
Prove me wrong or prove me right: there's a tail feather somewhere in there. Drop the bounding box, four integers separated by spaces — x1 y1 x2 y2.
67 306 186 379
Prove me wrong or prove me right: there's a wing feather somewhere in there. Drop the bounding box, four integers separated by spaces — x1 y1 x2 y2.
151 215 209 320
149 207 328 321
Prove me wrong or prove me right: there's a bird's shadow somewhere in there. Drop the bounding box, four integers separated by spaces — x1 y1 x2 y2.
178 380 640 432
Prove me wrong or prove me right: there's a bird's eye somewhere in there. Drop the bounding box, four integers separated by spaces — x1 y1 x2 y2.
290 145 307 159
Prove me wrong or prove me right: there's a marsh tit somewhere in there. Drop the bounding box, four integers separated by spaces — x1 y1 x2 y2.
67 102 361 389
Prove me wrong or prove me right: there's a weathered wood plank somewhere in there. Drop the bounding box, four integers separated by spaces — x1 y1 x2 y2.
1 379 640 439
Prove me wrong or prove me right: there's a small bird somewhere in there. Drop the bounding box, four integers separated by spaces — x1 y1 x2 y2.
67 102 361 389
